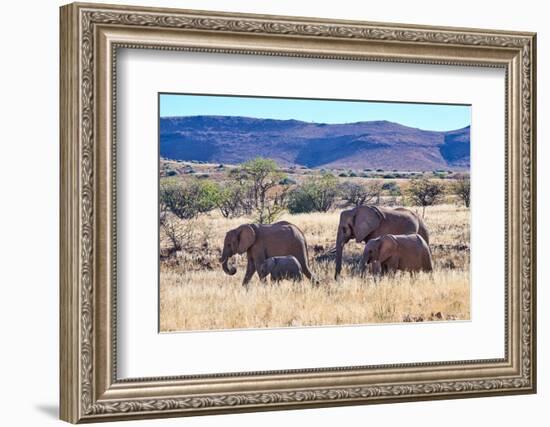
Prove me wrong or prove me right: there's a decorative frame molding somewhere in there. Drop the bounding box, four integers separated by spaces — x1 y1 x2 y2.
60 2 536 423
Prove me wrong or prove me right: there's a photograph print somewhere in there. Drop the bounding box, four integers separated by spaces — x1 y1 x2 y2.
158 93 471 332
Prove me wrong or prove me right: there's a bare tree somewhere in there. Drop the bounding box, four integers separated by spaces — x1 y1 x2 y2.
159 215 195 256
452 176 470 207
406 178 445 217
340 180 383 206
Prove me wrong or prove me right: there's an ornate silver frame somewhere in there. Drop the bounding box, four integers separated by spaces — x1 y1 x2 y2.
60 2 536 423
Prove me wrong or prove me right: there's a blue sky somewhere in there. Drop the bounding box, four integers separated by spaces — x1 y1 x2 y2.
160 93 471 132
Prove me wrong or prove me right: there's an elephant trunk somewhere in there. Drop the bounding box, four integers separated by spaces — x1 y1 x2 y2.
335 233 345 279
371 260 382 276
359 253 368 273
220 254 237 275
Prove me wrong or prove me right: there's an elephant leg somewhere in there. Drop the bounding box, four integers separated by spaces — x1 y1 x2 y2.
385 256 399 273
371 260 382 276
242 258 256 287
253 256 268 283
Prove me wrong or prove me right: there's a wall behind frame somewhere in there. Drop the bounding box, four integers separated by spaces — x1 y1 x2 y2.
0 0 545 426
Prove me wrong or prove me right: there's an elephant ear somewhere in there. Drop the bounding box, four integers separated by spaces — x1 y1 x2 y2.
237 224 256 254
379 235 398 263
353 206 385 243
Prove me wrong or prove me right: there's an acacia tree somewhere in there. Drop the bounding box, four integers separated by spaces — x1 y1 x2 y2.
236 158 286 223
453 176 471 207
406 178 445 217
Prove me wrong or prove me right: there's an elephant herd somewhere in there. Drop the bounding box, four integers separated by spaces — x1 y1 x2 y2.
219 205 433 287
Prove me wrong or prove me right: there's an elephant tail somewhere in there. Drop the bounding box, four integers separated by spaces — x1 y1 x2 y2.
291 225 317 283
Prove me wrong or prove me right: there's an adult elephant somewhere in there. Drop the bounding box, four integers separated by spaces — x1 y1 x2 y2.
334 206 429 279
220 221 315 287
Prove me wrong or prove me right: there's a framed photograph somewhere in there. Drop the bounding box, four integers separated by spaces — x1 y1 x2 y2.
60 2 537 423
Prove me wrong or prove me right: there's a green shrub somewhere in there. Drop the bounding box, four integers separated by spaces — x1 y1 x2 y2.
382 181 401 196
287 173 339 213
287 188 316 213
160 178 219 219
215 183 245 218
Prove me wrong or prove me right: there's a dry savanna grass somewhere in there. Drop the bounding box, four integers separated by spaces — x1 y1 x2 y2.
159 203 470 332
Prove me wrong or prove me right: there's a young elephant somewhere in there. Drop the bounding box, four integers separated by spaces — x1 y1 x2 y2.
360 234 432 275
259 256 303 283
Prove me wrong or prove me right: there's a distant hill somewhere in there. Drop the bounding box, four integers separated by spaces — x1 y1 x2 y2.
160 115 470 171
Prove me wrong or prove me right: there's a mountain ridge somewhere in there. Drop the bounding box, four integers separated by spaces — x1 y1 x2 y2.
160 115 470 171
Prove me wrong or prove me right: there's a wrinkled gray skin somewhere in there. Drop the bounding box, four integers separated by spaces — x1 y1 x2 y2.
220 221 315 287
259 256 303 283
335 206 429 279
360 234 433 275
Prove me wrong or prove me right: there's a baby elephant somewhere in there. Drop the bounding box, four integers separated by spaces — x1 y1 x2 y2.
361 234 432 275
259 256 303 282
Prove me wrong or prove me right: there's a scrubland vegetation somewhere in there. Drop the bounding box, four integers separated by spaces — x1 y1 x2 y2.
159 158 470 332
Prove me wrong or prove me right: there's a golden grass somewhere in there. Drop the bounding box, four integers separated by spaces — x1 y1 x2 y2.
159 204 470 332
